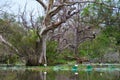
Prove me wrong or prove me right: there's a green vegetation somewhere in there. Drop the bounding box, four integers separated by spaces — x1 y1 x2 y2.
0 0 120 66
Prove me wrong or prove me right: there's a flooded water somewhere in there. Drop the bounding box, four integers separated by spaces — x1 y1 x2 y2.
0 64 120 80
0 69 120 80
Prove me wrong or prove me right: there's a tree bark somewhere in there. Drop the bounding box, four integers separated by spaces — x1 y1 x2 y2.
39 34 47 65
74 24 79 55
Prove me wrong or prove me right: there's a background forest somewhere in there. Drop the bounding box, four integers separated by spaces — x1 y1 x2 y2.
0 0 120 66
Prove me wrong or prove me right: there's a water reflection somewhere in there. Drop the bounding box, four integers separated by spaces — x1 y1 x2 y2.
0 70 119 80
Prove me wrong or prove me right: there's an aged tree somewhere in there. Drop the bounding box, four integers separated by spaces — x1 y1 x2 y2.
0 0 119 66
32 0 87 66
33 0 119 65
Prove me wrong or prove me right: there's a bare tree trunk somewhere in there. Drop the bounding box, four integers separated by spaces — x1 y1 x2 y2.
39 34 47 65
74 27 79 56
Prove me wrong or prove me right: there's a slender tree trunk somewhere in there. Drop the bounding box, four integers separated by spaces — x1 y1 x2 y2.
74 27 79 56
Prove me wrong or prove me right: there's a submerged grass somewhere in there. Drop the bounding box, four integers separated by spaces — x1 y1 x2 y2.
26 64 86 72
20 63 120 72
0 63 120 72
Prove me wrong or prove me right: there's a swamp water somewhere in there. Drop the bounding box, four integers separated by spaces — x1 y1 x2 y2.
0 64 120 80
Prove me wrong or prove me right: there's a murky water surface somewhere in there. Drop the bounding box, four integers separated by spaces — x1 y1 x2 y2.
0 65 120 80
0 70 120 80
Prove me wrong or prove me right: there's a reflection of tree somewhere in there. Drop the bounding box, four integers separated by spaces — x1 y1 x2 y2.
56 71 80 80
56 73 69 80
105 71 120 80
17 70 42 80
40 72 47 80
70 75 79 80
40 72 44 80
0 70 18 80
0 70 45 80
0 70 120 80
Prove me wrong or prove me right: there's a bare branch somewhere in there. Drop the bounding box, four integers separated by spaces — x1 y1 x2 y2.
30 11 35 29
79 36 94 44
49 5 63 17
21 13 29 29
59 43 73 50
20 3 29 29
36 0 47 10
41 9 80 35
47 0 54 11
0 35 21 57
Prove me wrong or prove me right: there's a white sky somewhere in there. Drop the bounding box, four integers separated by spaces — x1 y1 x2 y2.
0 0 44 17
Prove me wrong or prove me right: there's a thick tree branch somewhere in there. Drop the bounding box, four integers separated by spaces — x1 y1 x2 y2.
64 1 119 9
36 0 47 10
47 0 54 11
41 10 80 35
79 36 94 44
0 35 22 57
59 43 73 50
49 5 63 17
53 1 93 6
59 36 95 50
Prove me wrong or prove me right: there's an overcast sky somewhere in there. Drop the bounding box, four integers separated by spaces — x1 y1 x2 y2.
0 0 44 16
1 0 119 17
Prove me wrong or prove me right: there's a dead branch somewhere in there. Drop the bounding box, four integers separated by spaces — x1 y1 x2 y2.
49 4 64 17
79 36 95 44
30 11 35 29
36 0 47 10
0 35 21 57
20 3 29 29
41 9 80 35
